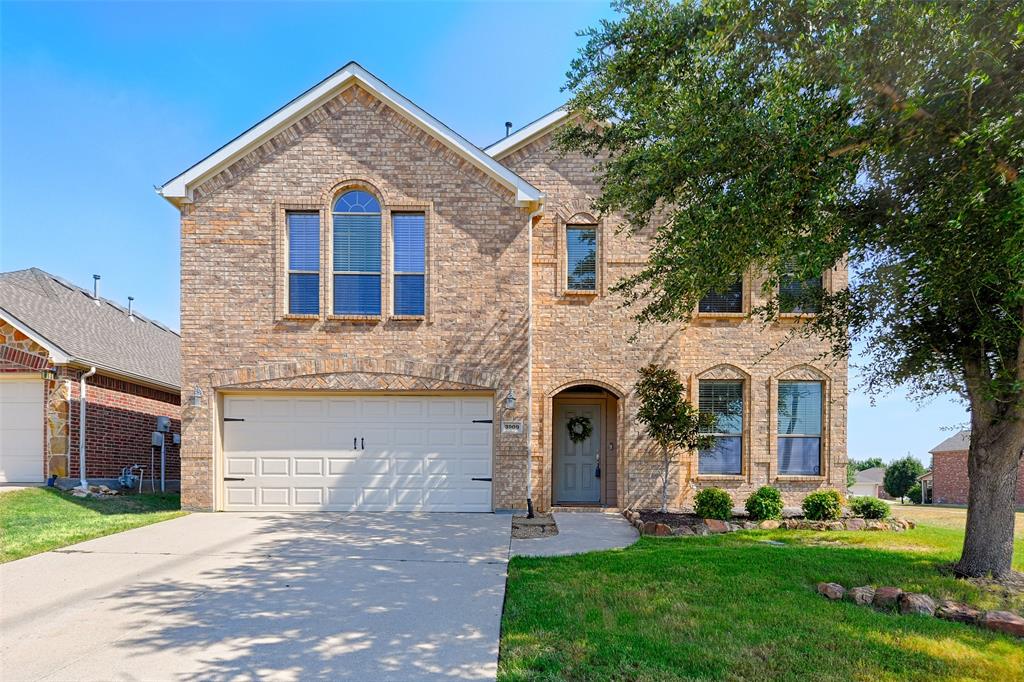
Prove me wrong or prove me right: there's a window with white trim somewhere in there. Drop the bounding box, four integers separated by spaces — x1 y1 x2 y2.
777 381 823 475
392 212 425 316
566 224 597 291
698 380 743 474
286 211 319 315
332 190 382 316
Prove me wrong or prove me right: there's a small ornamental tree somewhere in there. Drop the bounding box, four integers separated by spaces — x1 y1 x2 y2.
635 364 716 512
884 456 926 502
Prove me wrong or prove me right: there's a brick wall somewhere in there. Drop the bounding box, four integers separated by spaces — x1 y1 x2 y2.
67 370 181 481
931 450 1024 505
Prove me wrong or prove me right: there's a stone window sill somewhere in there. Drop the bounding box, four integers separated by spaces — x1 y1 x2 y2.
282 314 319 321
390 315 425 322
327 315 381 323
775 475 826 482
564 289 598 296
695 474 744 481
695 312 746 319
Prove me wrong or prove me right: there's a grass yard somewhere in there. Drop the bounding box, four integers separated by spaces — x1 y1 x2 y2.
0 487 185 563
499 519 1024 681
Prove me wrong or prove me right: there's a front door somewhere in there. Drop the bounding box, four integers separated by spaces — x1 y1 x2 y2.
554 402 602 504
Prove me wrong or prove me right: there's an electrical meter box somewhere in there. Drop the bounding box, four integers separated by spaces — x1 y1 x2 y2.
156 416 171 432
151 432 164 447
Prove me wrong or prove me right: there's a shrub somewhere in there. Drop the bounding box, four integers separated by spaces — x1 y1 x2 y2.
694 487 733 520
849 496 890 519
802 489 843 520
906 483 924 504
744 486 783 520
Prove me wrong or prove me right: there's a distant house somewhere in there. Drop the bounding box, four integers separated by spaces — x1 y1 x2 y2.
928 430 1024 505
0 268 180 486
848 466 893 499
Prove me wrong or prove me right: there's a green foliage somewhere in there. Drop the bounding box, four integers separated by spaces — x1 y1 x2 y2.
850 496 891 520
884 456 927 501
694 487 733 520
907 483 925 505
744 486 784 521
802 489 844 521
847 457 885 487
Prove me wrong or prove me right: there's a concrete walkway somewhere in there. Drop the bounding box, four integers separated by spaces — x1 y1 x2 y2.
1 513 511 681
511 511 638 558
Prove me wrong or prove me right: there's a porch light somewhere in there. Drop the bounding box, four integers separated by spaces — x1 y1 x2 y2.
191 386 204 408
503 390 516 411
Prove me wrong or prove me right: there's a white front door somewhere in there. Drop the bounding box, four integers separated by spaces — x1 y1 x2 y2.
0 377 44 483
222 394 493 512
554 402 602 504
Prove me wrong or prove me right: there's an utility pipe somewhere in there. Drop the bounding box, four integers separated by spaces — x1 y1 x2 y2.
78 367 97 489
525 206 543 518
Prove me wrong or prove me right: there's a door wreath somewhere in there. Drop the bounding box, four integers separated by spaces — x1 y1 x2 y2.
566 415 593 444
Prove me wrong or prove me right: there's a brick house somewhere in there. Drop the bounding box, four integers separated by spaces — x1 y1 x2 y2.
0 268 181 486
927 430 1024 505
159 62 847 513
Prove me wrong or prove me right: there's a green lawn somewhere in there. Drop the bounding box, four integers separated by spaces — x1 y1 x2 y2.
0 487 185 563
499 520 1024 681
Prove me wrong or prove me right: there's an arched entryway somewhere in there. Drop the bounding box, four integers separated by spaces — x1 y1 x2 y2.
550 384 619 507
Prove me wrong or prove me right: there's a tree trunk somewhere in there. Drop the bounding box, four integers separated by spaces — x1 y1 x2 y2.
955 411 1024 578
661 444 669 513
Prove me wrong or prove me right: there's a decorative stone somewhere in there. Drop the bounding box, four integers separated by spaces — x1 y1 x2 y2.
642 521 658 535
873 587 904 609
741 521 757 530
673 525 694 536
844 518 865 530
899 593 936 616
980 611 1024 637
866 521 886 531
705 519 730 533
817 582 846 600
846 586 875 606
758 519 780 530
936 600 981 624
653 523 672 536
826 521 845 531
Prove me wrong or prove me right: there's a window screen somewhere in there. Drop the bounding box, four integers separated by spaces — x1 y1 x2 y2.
699 279 743 313
698 380 743 474
566 225 597 291
778 381 823 475
287 212 319 315
393 213 425 316
333 191 381 315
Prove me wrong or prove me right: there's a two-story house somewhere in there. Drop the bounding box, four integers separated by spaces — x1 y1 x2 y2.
159 63 846 513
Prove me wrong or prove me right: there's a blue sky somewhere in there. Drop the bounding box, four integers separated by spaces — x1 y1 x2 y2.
0 1 967 463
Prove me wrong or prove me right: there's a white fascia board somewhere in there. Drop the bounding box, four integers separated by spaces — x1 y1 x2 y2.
485 108 569 159
158 62 543 207
0 308 71 364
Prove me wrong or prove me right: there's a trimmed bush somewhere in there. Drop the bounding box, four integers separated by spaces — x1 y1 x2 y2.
906 483 924 504
849 496 890 519
745 486 784 520
802 489 843 521
694 487 733 520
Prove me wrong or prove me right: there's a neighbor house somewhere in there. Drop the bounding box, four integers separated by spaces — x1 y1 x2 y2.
928 430 1024 505
158 62 847 512
848 466 892 499
0 268 181 485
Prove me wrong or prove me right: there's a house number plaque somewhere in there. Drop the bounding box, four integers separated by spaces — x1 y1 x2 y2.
501 420 524 435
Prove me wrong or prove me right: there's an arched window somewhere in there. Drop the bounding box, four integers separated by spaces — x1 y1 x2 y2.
332 190 382 315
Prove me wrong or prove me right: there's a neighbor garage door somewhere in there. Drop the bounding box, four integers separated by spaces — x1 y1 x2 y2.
0 377 44 483
222 394 493 511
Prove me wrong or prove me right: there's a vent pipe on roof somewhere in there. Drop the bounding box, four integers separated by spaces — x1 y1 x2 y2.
92 274 101 302
127 296 135 319
505 121 512 138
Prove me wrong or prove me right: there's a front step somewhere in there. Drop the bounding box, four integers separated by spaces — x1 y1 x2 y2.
550 505 620 513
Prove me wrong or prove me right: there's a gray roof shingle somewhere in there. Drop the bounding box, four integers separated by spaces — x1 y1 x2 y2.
930 430 971 454
0 268 179 388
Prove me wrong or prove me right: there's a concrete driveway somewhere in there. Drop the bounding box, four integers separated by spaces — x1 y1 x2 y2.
0 513 511 681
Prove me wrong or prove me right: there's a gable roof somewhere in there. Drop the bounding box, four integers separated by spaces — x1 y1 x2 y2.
485 107 569 159
930 430 971 454
0 268 180 390
853 467 886 485
158 62 543 208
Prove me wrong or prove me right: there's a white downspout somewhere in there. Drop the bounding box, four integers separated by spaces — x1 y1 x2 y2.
525 204 543 517
78 367 97 488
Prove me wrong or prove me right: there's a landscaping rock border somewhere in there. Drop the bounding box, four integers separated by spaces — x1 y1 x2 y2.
817 581 1024 638
622 509 914 536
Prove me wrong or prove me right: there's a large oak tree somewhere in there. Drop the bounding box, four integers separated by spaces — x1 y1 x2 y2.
561 0 1024 576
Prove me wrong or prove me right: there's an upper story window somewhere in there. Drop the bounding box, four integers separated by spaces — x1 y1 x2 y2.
332 190 382 316
777 380 823 475
286 211 320 315
566 224 597 291
698 380 743 475
393 212 425 316
780 263 823 313
699 279 743 313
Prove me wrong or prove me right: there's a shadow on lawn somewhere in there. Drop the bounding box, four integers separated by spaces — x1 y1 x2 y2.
44 486 181 515
107 514 505 681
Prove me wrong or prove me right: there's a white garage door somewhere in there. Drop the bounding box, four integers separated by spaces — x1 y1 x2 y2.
0 378 44 483
222 394 493 511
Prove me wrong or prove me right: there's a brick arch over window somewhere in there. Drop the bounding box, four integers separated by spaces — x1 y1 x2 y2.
696 363 751 381
320 178 388 208
555 199 598 223
211 357 502 391
546 377 626 399
775 364 829 381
